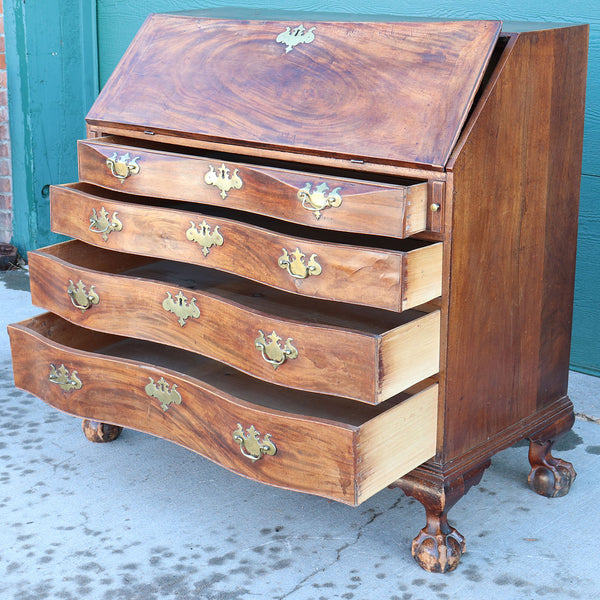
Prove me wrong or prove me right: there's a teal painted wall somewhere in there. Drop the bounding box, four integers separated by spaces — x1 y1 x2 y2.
100 2 600 374
5 0 99 253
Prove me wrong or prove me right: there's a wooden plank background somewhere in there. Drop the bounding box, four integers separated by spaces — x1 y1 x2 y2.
96 0 599 374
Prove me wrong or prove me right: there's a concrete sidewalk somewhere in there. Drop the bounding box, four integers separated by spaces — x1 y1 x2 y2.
1 268 599 600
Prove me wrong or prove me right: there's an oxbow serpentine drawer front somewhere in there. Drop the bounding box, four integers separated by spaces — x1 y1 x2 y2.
8 10 588 573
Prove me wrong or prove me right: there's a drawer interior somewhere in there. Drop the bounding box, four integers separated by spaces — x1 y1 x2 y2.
18 313 433 426
38 240 435 333
92 135 427 187
60 182 436 254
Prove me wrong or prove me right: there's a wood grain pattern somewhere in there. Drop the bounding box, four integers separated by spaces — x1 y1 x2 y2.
49 183 442 311
357 384 438 502
29 240 440 403
88 13 500 169
441 25 587 461
9 313 438 505
79 137 429 239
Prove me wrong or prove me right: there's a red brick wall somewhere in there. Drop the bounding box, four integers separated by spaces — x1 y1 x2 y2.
0 0 13 244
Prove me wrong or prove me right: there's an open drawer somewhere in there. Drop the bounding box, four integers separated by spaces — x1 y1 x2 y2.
9 313 438 505
29 240 440 404
79 136 429 239
50 183 443 312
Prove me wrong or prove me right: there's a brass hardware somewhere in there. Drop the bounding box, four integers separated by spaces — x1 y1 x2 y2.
89 207 123 241
276 24 316 53
255 330 299 369
145 376 182 411
430 203 441 212
278 248 322 279
67 279 99 312
232 423 277 462
186 219 224 256
106 152 140 183
297 182 342 219
204 164 243 199
162 291 200 327
48 364 82 392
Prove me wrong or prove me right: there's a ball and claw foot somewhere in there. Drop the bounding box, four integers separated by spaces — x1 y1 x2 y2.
412 524 465 573
82 419 123 443
528 439 576 498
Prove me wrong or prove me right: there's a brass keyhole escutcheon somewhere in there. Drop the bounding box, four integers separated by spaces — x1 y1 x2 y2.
276 24 316 53
48 364 82 392
145 376 182 411
204 164 243 199
186 220 224 256
162 291 200 327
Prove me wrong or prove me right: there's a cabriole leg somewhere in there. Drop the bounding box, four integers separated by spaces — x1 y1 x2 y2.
82 419 123 443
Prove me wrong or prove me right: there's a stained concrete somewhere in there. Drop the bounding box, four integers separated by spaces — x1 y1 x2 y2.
1 268 599 600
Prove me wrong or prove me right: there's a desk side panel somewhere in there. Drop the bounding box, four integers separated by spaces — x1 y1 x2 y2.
443 25 588 461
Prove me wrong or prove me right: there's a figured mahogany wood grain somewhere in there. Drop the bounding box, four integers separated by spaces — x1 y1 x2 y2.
441 25 588 461
86 14 501 169
49 183 442 312
28 240 440 403
78 137 428 239
8 313 438 505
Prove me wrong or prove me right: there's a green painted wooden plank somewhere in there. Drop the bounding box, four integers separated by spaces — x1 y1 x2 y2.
571 174 600 376
5 0 99 255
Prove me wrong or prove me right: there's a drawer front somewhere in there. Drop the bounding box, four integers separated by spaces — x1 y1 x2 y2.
29 242 441 403
50 184 442 312
9 314 438 505
78 138 429 239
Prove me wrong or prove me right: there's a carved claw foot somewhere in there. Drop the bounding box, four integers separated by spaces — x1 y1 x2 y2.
412 517 466 573
82 419 123 443
392 460 490 573
527 439 576 498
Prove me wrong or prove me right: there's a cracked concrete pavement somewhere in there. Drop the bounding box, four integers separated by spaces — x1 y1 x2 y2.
1 268 599 600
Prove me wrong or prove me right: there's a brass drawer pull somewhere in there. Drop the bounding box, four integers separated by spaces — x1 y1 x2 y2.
297 182 342 219
186 219 224 256
233 423 277 462
67 279 99 312
255 330 298 369
204 163 243 199
106 152 140 183
276 24 316 53
145 376 182 411
278 247 322 279
162 291 200 327
89 207 123 241
49 364 82 392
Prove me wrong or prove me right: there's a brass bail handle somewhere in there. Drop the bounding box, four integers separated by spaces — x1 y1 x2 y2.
67 279 99 312
255 330 299 369
106 152 140 183
232 423 277 462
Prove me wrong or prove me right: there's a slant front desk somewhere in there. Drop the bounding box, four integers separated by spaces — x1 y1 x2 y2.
8 11 588 572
